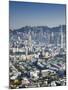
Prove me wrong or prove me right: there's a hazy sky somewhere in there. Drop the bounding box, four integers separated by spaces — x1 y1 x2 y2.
9 1 66 29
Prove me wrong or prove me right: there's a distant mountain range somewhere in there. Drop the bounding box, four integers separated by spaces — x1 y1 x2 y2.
9 25 66 46
9 25 66 34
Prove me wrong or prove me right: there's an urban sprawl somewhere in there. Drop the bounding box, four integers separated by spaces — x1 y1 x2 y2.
9 25 66 89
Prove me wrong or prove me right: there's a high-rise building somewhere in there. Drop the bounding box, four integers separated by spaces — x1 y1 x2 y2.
51 32 54 44
25 40 28 56
60 25 64 48
25 46 28 56
28 31 32 51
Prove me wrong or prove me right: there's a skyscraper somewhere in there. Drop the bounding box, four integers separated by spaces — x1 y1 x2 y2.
51 32 54 44
60 25 64 48
28 31 32 51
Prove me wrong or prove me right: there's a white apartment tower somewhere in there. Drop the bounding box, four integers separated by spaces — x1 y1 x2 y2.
51 32 54 44
28 31 32 51
60 25 64 48
25 40 28 56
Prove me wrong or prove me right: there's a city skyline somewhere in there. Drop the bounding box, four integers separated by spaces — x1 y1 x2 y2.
9 1 66 30
9 2 66 88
